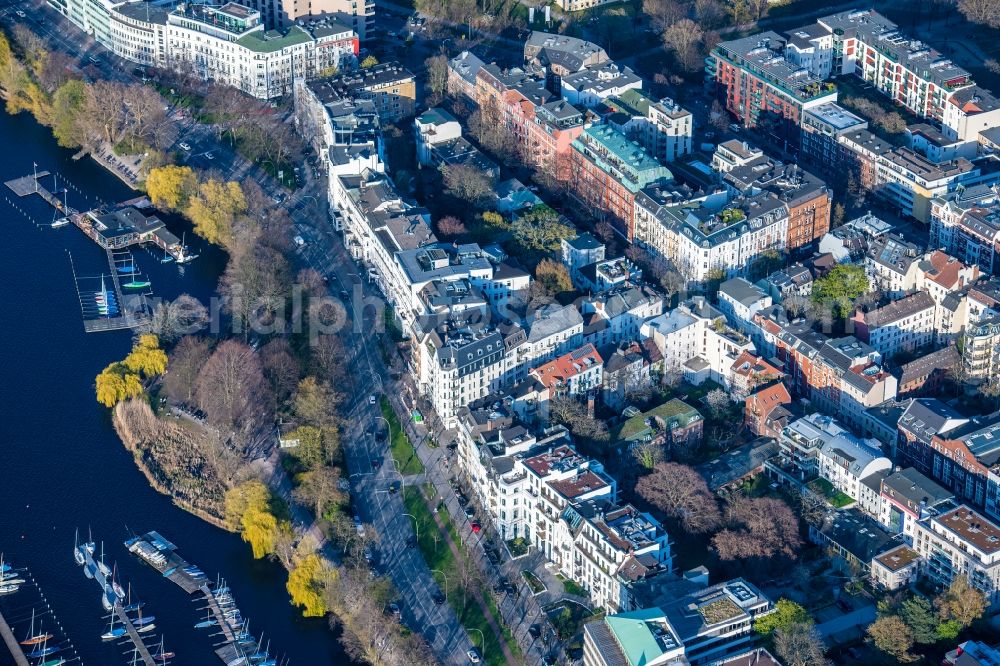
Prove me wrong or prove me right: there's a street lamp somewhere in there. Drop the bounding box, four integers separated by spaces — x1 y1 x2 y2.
468 628 485 661
431 569 449 601
402 513 419 540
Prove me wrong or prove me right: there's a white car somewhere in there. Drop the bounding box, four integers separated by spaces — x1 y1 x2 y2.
293 235 306 247
467 650 481 664
179 142 191 151
369 395 377 405
15 10 26 17
205 152 214 160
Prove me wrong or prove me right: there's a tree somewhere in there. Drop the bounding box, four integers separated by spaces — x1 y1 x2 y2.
218 242 290 338
958 0 1000 28
635 463 721 533
549 397 610 454
360 55 379 68
663 19 705 73
713 496 802 560
435 215 467 238
899 595 938 644
867 615 918 662
832 203 846 227
643 0 685 31
149 293 209 342
425 54 449 104
146 165 198 211
729 0 752 25
185 179 247 248
195 340 273 432
122 334 168 377
224 480 271 529
441 163 494 207
294 376 342 428
755 598 812 635
51 79 88 148
509 205 576 256
935 577 987 629
293 467 345 518
260 338 301 407
162 336 211 404
811 263 869 318
694 0 726 29
287 554 332 617
95 362 144 407
632 440 664 470
535 258 572 296
705 388 731 418
774 622 828 666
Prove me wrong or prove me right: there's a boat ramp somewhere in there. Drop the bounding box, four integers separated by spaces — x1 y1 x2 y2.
126 531 282 665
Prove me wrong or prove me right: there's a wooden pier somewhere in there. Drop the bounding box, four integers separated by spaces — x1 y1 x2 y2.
199 584 237 644
113 603 157 666
0 609 30 666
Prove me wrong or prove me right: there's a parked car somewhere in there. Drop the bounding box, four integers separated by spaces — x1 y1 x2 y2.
178 142 191 151
464 507 475 518
432 592 446 605
528 624 541 639
369 394 377 405
353 515 365 536
471 522 481 534
467 649 481 664
388 602 401 621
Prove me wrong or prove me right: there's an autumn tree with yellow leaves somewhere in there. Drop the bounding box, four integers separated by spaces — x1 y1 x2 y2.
185 179 247 249
95 335 167 407
286 554 332 617
146 165 198 211
224 480 294 560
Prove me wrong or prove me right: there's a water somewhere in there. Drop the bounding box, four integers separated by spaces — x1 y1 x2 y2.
0 110 350 664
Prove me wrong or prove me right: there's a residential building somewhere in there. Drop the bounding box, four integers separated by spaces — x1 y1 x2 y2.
297 76 382 179
711 140 763 173
865 234 923 298
524 32 608 77
729 351 783 398
965 317 1000 382
772 412 849 482
744 381 793 439
913 505 1000 605
878 466 954 540
581 285 665 350
311 63 416 122
562 233 607 285
530 344 604 400
569 124 673 240
614 399 704 460
810 508 899 575
238 0 372 37
852 291 936 359
165 3 358 99
709 32 838 145
931 186 1000 276
897 346 962 397
584 581 775 666
575 257 641 294
601 340 662 411
800 102 867 174
447 50 485 102
108 2 169 67
718 278 772 333
817 431 891 504
871 544 922 591
414 107 461 165
561 62 642 109
762 264 813 300
602 89 693 164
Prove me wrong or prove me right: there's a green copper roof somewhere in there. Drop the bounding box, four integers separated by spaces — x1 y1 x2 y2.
608 88 655 117
236 26 311 52
604 608 667 666
615 398 701 442
571 125 671 193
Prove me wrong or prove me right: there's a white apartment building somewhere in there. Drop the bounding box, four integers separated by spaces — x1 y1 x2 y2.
605 90 694 164
414 107 462 166
166 4 357 100
912 505 1000 606
108 2 169 67
817 433 891 504
560 62 642 109
853 291 936 359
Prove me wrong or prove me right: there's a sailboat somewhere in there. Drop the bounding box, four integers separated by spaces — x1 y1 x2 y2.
176 232 199 264
111 563 125 600
153 637 175 661
0 555 19 595
20 610 53 646
193 606 216 629
36 659 67 666
101 612 126 641
132 607 155 627
26 636 58 658
123 278 151 289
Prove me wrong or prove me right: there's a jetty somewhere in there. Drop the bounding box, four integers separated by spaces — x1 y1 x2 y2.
127 531 279 664
5 168 195 333
0 609 30 666
113 603 157 666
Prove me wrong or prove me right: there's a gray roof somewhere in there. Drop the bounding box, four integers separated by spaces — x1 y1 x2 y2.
881 467 954 512
816 508 898 564
527 304 583 343
897 398 968 445
862 291 935 327
562 62 641 96
720 278 768 307
820 435 885 477
396 244 493 285
525 31 607 72
449 50 485 87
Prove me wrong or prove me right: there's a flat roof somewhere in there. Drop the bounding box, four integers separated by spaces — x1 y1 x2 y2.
935 506 1000 555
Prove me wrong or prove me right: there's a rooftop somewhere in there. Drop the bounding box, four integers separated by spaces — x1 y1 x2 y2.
874 544 920 572
571 125 672 192
616 399 702 442
713 31 836 102
934 506 1000 555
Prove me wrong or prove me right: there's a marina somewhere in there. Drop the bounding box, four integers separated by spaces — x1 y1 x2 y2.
74 534 163 665
0 555 81 666
126 531 282 665
4 168 198 333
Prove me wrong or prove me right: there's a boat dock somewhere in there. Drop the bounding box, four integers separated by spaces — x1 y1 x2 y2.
113 603 157 666
127 531 279 665
0 609 30 666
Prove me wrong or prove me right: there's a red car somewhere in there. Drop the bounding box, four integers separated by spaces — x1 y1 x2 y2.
471 522 481 534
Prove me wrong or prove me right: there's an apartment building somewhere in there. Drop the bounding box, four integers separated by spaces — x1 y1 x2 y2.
167 4 357 99
709 32 838 144
817 430 891 504
414 107 462 165
601 89 693 164
561 62 642 109
931 186 1000 276
569 125 673 240
312 63 416 122
530 344 604 400
108 2 169 67
718 279 772 333
965 318 1000 383
865 233 923 298
800 102 867 174
871 543 922 591
852 291 936 359
711 140 763 173
523 31 608 77
913 505 1000 605
744 381 793 439
447 50 485 102
878 465 954 540
614 399 704 459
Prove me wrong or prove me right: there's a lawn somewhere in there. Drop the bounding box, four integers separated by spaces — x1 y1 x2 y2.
381 396 424 475
403 485 520 666
808 478 854 509
557 574 587 598
506 537 529 558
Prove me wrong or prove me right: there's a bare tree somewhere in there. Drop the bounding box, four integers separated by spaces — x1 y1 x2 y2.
260 338 301 408
663 20 706 73
150 293 209 342
441 163 494 207
425 54 450 105
636 463 721 533
774 622 829 666
195 340 273 434
162 335 212 405
713 495 802 560
643 0 685 31
958 0 1000 27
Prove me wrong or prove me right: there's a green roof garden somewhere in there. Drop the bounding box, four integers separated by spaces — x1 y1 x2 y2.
236 26 312 52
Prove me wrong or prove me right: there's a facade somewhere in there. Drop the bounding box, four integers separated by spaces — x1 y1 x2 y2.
530 344 604 400
312 63 417 122
561 62 642 109
851 291 936 359
108 2 169 67
931 186 1000 277
569 125 672 240
414 107 462 166
601 89 693 164
800 102 867 174
817 432 891 503
913 505 1000 605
